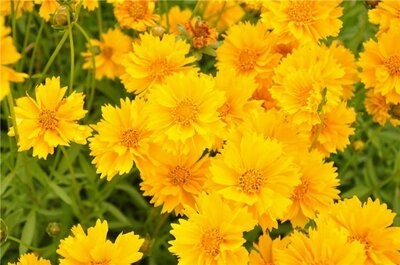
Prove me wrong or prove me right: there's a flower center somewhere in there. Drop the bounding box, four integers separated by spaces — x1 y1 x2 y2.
292 180 309 200
286 1 314 23
90 261 110 265
168 165 191 186
384 55 400 76
120 129 140 148
149 58 172 82
218 102 232 120
239 169 264 194
38 109 58 130
128 1 147 20
171 98 198 127
200 228 223 257
348 234 372 252
238 49 259 72
102 46 113 59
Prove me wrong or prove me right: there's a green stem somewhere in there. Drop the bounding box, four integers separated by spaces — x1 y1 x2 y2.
190 0 202 19
28 19 45 77
7 92 18 141
36 31 69 85
67 12 75 93
74 22 96 112
7 236 48 252
361 172 399 200
17 12 33 72
96 2 103 39
60 146 80 207
163 0 170 33
11 0 18 44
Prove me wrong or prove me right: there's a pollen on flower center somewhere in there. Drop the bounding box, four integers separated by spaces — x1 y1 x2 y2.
292 180 309 200
238 49 259 72
120 129 140 148
171 98 198 126
128 1 147 20
149 58 172 82
218 102 232 120
239 169 264 194
169 165 191 185
38 109 58 130
200 228 223 257
384 55 400 76
348 234 372 251
287 1 314 23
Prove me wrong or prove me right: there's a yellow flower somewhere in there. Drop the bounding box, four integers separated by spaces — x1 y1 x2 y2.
113 0 159 31
121 33 197 95
271 44 345 126
146 73 225 154
161 5 192 35
184 19 218 49
283 150 340 227
81 0 99 11
365 90 400 126
82 28 132 80
8 77 91 159
139 144 210 215
208 132 301 229
8 253 51 265
369 0 400 35
57 219 144 265
0 0 33 18
275 222 366 265
169 192 256 265
89 98 153 180
249 234 289 265
310 102 356 156
217 22 281 87
203 1 245 32
316 197 400 265
359 28 400 103
35 0 60 22
261 0 343 43
1 15 28 100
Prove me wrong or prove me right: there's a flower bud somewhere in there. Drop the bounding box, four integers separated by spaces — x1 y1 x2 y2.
53 5 69 27
365 0 381 8
352 140 365 151
152 26 166 38
0 219 8 244
46 222 61 237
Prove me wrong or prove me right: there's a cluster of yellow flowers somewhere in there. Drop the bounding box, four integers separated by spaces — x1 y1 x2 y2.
3 0 400 264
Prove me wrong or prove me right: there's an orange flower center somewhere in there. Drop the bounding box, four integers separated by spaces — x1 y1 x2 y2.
128 1 148 20
239 169 264 194
384 55 400 76
287 1 314 23
169 165 191 186
348 234 372 252
171 98 198 127
102 46 114 59
292 180 309 200
120 129 140 148
238 49 259 72
90 261 110 265
218 102 232 120
149 58 172 82
200 228 223 257
38 109 58 130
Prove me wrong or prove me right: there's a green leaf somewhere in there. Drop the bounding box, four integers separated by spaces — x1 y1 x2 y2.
116 184 150 210
47 181 72 205
19 210 36 254
102 202 129 224
0 173 15 196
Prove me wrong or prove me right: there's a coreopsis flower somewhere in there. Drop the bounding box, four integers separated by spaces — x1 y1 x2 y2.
202 1 245 32
359 28 400 103
317 197 400 265
208 132 301 229
8 253 51 265
217 22 281 88
249 234 289 265
365 90 400 126
121 33 197 95
261 0 343 43
81 0 99 11
169 192 256 265
309 102 356 156
146 73 225 154
89 98 153 180
0 0 33 17
275 222 366 265
184 19 218 49
271 44 345 126
113 0 159 31
139 144 210 215
369 0 400 35
0 16 28 100
35 0 60 22
8 77 92 159
57 219 144 264
82 28 132 80
283 151 340 227
161 5 192 35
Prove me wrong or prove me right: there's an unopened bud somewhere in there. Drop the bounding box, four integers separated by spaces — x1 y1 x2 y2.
365 0 381 8
46 222 61 237
0 219 8 244
151 26 165 38
53 5 69 26
352 140 365 151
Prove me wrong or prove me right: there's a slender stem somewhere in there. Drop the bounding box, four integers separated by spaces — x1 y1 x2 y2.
74 22 96 112
28 19 45 77
60 146 80 206
163 0 170 33
36 31 69 85
11 0 18 44
190 0 202 19
6 92 18 141
17 12 33 72
7 236 48 252
96 2 103 39
67 12 75 93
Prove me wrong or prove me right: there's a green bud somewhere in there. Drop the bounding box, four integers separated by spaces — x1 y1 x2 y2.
0 219 8 244
46 222 61 237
